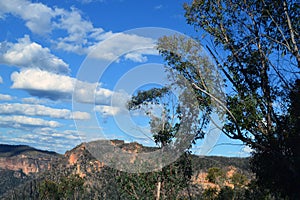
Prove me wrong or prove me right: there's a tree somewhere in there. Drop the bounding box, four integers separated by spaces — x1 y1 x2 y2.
38 179 60 200
38 175 84 200
127 34 222 199
206 167 226 185
202 187 218 200
128 88 196 199
230 171 247 188
183 0 299 150
217 186 235 200
116 154 194 200
144 0 299 198
251 79 300 199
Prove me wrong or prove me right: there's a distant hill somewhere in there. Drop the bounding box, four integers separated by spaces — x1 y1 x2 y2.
191 155 251 172
0 144 61 175
0 144 61 197
0 141 251 199
0 169 29 195
0 144 58 157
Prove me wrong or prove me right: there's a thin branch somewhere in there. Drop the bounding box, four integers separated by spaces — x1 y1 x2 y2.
283 0 300 67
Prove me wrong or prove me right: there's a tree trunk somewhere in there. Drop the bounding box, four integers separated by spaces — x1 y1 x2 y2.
156 178 161 200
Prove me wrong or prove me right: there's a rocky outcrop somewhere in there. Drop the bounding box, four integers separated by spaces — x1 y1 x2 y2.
0 156 52 175
64 143 104 178
0 140 144 177
0 144 60 175
192 166 244 191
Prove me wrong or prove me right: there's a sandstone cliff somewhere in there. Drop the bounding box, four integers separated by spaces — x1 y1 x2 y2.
0 144 60 175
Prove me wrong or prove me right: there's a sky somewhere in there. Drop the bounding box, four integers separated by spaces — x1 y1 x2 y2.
0 0 251 157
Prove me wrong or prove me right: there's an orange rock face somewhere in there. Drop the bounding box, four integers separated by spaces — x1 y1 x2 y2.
0 156 55 175
68 153 78 165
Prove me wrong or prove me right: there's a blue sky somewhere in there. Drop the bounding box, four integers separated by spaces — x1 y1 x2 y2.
0 0 251 157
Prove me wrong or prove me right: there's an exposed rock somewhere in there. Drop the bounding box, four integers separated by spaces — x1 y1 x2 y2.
0 144 60 175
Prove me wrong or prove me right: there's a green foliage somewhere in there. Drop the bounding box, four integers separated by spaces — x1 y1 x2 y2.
39 179 60 200
230 172 247 188
206 167 226 184
202 187 218 200
0 151 252 199
0 169 30 195
117 171 157 199
116 153 193 199
179 0 300 198
183 0 300 145
217 186 234 200
127 87 170 110
38 174 84 200
243 180 277 200
250 79 300 199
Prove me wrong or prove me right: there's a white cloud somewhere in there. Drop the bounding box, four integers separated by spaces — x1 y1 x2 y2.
53 7 104 54
72 111 91 120
0 115 60 129
94 105 123 116
51 130 81 140
0 75 2 84
124 53 148 63
11 68 76 100
0 103 90 120
0 0 103 53
0 94 13 101
89 33 157 62
0 35 70 74
242 145 254 154
0 0 54 34
154 5 163 10
0 0 157 63
22 97 50 105
11 68 128 104
0 128 83 153
53 13 158 62
34 128 82 140
76 0 105 4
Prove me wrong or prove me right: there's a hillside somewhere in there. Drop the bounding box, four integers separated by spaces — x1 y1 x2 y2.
0 144 61 196
0 144 58 157
0 141 251 199
0 144 61 175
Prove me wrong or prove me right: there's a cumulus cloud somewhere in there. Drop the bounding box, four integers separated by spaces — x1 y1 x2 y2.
53 7 106 55
89 33 158 62
0 35 70 74
0 115 60 129
54 16 157 62
33 128 82 140
0 94 13 101
11 68 75 100
0 0 102 53
0 0 156 62
94 105 123 116
0 103 90 120
22 97 51 105
11 68 128 105
0 0 103 54
0 0 54 34
50 130 81 140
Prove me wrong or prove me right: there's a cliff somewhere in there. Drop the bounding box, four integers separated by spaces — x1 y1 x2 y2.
0 144 61 175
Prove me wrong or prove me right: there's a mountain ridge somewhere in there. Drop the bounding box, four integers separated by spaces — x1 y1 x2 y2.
0 144 59 157
0 141 251 199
